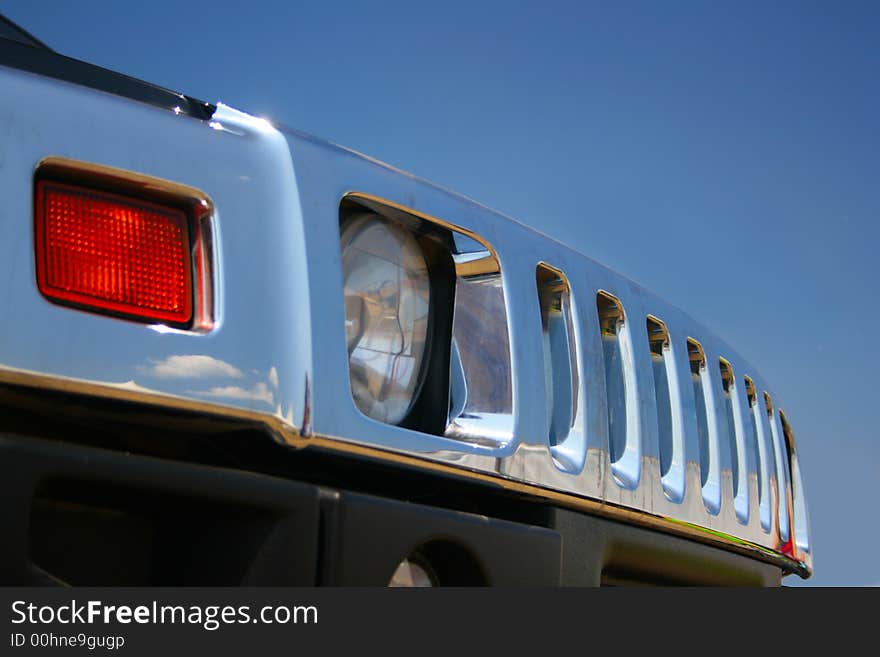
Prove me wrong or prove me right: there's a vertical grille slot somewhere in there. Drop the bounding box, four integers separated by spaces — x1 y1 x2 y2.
744 376 761 508
648 318 673 475
536 264 585 472
597 291 639 488
687 339 711 487
764 392 791 542
719 358 747 522
780 410 810 558
718 358 741 510
647 316 684 502
745 376 773 532
688 338 720 514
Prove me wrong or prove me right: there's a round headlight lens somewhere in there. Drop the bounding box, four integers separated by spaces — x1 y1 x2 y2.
342 214 431 424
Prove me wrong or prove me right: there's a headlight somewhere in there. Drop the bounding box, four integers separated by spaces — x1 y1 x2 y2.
341 213 431 424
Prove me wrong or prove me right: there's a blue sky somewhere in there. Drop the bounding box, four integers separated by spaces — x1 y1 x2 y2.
3 0 877 585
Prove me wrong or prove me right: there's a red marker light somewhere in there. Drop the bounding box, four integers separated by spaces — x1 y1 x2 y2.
35 180 193 325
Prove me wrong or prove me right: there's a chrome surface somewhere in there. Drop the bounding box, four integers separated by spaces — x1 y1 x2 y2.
0 63 811 576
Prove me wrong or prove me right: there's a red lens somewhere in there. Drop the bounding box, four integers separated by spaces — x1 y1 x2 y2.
35 180 193 325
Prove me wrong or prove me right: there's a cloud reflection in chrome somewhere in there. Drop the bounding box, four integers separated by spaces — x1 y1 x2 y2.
195 382 274 405
142 355 244 379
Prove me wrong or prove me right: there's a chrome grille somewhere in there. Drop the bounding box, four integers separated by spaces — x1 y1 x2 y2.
312 186 813 578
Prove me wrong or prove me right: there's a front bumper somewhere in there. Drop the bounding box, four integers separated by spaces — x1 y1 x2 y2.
0 432 781 586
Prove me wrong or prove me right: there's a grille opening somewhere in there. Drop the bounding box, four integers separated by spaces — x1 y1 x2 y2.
447 254 513 446
687 339 711 488
780 410 809 554
745 375 757 407
647 317 675 480
536 264 583 471
743 375 763 503
764 391 791 542
718 359 740 500
28 478 291 586
780 410 796 489
597 291 628 467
